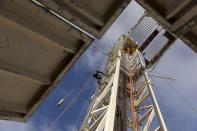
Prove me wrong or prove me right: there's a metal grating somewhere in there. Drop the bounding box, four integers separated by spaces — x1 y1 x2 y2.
129 14 175 63
136 0 197 53
130 15 158 46
143 30 169 61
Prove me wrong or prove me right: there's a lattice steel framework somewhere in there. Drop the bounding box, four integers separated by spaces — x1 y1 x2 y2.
80 34 168 131
80 13 176 131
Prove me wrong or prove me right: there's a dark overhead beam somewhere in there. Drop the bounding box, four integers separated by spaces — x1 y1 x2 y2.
0 0 85 54
175 16 197 36
0 63 50 85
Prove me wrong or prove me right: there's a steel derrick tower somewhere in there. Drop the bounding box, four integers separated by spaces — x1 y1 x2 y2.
80 33 168 131
81 13 176 131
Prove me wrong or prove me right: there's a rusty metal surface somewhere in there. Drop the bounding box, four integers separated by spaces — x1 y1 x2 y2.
136 0 197 52
0 0 131 122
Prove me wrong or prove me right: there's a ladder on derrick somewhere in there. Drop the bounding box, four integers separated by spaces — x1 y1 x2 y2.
80 12 176 131
80 34 167 131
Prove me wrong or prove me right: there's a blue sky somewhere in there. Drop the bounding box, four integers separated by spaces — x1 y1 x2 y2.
0 1 197 131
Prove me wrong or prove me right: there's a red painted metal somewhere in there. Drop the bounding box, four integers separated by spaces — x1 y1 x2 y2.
130 77 138 131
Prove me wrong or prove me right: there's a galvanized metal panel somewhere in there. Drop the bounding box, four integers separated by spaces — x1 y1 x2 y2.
130 14 175 64
143 30 169 61
0 0 131 122
131 15 158 46
136 0 197 52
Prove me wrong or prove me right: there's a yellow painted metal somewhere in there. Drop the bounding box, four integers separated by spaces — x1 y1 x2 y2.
123 35 138 55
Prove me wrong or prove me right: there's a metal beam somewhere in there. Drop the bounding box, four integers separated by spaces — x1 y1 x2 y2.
89 111 107 131
31 0 97 39
104 50 121 131
0 63 50 85
143 108 155 131
165 0 193 19
52 0 104 26
137 49 167 131
0 102 27 114
0 0 85 54
82 34 169 131
142 71 167 131
91 106 108 116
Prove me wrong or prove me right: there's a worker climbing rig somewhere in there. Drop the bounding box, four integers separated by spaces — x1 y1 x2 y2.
80 13 176 131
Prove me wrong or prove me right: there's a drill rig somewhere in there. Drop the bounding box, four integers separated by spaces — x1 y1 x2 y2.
80 14 176 131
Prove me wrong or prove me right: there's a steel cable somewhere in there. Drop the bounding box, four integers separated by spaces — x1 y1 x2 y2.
155 69 197 113
154 83 177 131
46 77 93 131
